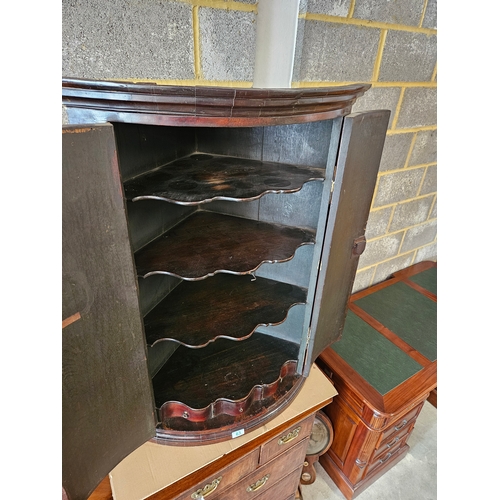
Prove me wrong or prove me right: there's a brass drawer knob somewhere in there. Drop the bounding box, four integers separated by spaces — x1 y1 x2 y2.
246 474 270 493
191 477 222 499
278 426 301 445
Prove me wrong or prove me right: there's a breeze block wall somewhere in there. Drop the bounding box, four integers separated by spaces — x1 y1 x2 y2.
62 0 259 86
62 0 437 292
293 0 437 291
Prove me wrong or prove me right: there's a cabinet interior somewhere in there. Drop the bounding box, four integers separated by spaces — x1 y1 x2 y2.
112 119 340 438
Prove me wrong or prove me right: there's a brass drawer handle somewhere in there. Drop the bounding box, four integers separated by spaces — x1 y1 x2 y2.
246 474 270 493
386 436 400 449
191 477 222 499
395 419 408 431
278 426 301 445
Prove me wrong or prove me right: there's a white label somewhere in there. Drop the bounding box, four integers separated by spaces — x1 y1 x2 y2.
232 429 245 439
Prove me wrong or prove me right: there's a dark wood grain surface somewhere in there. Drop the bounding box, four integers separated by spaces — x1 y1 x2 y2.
152 333 302 440
305 110 391 370
134 211 315 279
144 274 307 347
62 79 370 127
62 125 155 500
125 153 324 205
153 333 299 409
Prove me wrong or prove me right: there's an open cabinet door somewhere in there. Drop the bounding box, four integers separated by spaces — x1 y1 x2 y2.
62 124 156 500
305 110 391 372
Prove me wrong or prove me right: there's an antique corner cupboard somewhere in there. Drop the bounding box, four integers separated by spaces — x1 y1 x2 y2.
62 79 390 500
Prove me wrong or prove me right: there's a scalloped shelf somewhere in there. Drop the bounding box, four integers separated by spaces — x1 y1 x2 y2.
134 211 315 280
124 153 324 205
144 274 307 348
153 333 301 439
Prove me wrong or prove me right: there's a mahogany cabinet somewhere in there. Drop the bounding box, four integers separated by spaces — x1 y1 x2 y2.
317 262 437 499
62 80 390 500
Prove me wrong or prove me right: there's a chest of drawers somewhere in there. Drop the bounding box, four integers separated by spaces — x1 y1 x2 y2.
175 414 314 500
316 261 437 499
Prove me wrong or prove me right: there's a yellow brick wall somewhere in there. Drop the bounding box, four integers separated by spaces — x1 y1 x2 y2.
292 1 437 290
118 0 257 88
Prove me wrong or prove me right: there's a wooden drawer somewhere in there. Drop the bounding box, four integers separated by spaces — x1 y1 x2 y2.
378 403 421 443
366 437 408 477
219 437 309 499
371 421 414 462
177 448 259 500
260 414 315 464
251 466 303 500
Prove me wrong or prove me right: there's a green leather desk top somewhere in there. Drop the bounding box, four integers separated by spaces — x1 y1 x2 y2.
408 266 437 295
330 262 437 396
331 310 424 395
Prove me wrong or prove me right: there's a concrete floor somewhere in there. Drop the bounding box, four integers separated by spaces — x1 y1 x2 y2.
299 401 437 500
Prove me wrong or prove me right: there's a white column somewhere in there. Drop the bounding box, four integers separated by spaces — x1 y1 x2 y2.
253 0 301 88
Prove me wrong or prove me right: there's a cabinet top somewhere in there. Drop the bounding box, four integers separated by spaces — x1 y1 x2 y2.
62 78 370 127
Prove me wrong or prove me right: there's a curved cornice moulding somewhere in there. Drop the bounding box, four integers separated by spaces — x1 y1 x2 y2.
62 78 371 127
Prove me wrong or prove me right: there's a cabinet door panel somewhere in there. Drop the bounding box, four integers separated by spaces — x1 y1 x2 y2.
62 124 155 500
324 398 358 466
307 110 391 369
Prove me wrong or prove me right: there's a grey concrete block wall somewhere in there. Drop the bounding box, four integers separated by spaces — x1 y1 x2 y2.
409 130 437 165
198 8 257 81
352 87 401 128
303 0 351 17
62 0 195 80
376 133 414 171
371 253 415 285
400 219 437 253
422 0 437 29
419 165 437 196
365 207 392 240
429 197 437 219
295 21 380 81
290 1 437 289
351 267 375 293
353 0 425 26
358 232 405 269
389 196 435 232
378 31 437 82
416 242 437 261
397 88 437 128
373 168 426 207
